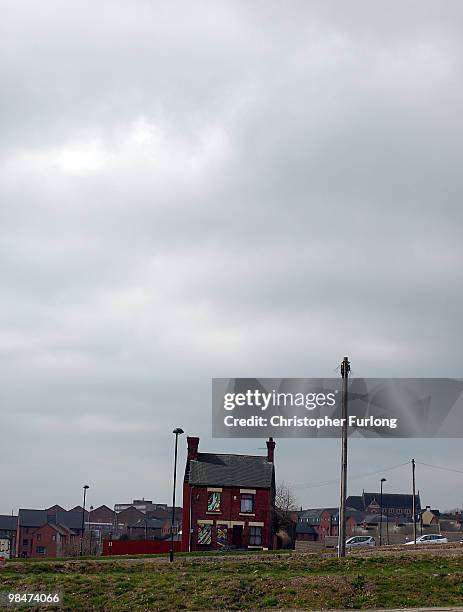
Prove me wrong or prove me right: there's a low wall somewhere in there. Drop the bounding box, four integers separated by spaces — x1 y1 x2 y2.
102 540 182 556
295 530 462 551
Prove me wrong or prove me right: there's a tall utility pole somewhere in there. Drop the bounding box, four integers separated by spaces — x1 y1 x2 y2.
338 356 350 558
412 458 417 544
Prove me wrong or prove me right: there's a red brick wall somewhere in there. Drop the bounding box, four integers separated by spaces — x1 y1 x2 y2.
30 525 65 558
315 510 331 540
183 485 273 551
17 526 35 558
331 516 356 537
102 539 181 556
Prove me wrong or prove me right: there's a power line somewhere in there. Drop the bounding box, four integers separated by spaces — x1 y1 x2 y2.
291 460 411 490
290 460 462 492
415 460 463 476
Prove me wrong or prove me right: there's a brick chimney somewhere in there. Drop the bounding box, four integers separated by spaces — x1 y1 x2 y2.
266 437 275 462
187 436 199 461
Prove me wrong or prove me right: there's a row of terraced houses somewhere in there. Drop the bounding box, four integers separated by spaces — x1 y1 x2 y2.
1 437 461 557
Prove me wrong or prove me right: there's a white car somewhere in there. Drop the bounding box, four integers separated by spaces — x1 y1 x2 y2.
345 536 376 548
404 534 448 545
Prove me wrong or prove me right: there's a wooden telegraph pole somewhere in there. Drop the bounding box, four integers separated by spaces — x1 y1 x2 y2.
412 458 417 544
338 356 350 558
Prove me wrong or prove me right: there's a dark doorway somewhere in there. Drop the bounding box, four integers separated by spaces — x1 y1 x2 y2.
232 525 243 548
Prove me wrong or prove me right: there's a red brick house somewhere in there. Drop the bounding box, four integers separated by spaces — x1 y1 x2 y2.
182 436 276 552
115 506 145 534
296 508 356 543
87 505 115 538
30 523 77 558
16 509 84 557
88 505 114 526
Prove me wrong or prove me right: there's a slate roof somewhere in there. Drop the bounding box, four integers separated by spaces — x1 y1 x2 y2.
298 508 340 524
346 495 364 511
188 453 274 488
0 515 18 530
18 509 48 527
296 522 316 534
363 492 421 511
18 509 83 531
33 523 72 536
298 508 324 523
346 493 421 512
299 507 337 517
50 511 84 531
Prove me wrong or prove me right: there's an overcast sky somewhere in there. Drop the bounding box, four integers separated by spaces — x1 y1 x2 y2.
1 1 463 515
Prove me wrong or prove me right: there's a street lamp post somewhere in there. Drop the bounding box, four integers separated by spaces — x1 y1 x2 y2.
80 485 89 556
89 506 94 555
379 478 386 546
170 428 184 562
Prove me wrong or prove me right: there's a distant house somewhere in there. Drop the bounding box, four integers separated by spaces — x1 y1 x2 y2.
347 492 421 519
30 523 77 558
16 510 48 557
421 506 440 526
112 501 182 537
182 436 276 551
87 505 115 534
432 510 462 533
295 520 317 542
115 506 145 534
0 515 18 557
296 508 356 543
16 509 84 558
358 513 388 529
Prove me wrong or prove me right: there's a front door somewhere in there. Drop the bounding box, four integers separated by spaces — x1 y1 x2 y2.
232 525 243 548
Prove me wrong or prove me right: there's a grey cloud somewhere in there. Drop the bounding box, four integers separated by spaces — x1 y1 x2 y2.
1 0 463 512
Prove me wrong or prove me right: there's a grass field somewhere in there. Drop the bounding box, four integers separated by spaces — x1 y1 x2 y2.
2 545 463 611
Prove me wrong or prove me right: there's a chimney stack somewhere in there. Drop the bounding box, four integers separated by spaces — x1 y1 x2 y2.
266 437 276 462
187 436 199 461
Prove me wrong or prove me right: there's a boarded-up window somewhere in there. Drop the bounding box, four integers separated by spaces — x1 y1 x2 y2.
207 492 221 512
198 524 212 545
217 525 228 547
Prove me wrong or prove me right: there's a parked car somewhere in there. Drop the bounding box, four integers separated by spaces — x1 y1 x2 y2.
343 536 376 548
404 534 448 545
